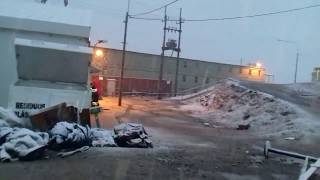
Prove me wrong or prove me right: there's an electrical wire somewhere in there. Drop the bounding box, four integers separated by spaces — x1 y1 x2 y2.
129 16 163 21
185 3 320 22
130 3 320 22
131 0 180 17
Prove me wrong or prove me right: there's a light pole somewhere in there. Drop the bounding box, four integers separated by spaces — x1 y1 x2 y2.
277 39 300 83
89 40 108 64
93 40 108 47
92 40 107 59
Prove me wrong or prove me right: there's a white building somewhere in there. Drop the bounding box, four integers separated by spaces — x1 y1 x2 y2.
0 1 92 119
312 67 320 82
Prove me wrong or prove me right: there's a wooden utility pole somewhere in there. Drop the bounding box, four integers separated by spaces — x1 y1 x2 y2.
174 8 183 96
294 52 299 83
157 7 168 100
118 12 129 106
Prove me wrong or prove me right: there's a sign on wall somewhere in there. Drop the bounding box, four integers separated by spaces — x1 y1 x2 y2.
14 102 45 118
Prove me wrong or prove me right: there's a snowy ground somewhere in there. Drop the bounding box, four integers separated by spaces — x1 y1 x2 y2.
286 82 320 97
176 80 320 139
0 97 319 179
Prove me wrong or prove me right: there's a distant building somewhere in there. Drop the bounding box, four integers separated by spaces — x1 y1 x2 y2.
95 49 266 96
312 67 320 82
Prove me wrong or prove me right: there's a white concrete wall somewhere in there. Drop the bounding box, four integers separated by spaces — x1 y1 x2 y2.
8 84 90 118
16 45 90 84
0 27 92 109
0 29 18 108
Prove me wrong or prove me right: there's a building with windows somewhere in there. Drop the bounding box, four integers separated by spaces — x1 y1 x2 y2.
312 67 320 82
95 49 266 96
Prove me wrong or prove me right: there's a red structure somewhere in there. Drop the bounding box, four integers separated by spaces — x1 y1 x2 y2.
91 75 172 96
91 75 103 97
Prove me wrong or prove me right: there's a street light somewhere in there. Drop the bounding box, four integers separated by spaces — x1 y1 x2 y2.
95 49 104 57
256 62 262 68
93 40 107 47
277 39 300 83
89 39 108 58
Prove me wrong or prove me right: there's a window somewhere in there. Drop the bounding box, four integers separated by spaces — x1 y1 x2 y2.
182 75 186 82
258 70 261 76
249 69 252 75
229 67 233 73
239 68 243 74
217 66 221 72
183 61 187 68
194 76 198 83
195 62 199 68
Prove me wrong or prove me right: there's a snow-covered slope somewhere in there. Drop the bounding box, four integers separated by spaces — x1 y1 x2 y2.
177 80 320 138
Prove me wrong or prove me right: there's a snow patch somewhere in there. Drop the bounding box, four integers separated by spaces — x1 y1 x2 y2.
177 80 320 137
91 128 116 147
0 107 28 127
0 127 48 162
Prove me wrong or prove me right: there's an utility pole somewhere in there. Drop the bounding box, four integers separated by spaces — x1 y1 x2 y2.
118 12 129 106
294 52 299 83
277 39 300 84
174 8 183 97
157 6 168 100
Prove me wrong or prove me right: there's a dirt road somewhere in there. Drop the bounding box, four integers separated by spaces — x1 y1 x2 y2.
0 97 319 180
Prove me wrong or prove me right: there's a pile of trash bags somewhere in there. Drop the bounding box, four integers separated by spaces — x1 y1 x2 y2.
48 122 153 149
113 123 153 148
0 108 153 162
0 127 48 162
91 128 116 147
49 122 92 150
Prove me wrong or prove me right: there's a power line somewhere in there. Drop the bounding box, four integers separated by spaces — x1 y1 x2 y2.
129 16 163 21
131 0 180 17
130 3 320 22
185 4 320 22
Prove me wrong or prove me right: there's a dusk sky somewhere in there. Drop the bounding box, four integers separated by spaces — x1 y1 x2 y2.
24 0 320 83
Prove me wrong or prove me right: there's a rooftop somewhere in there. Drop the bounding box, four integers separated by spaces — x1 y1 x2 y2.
0 1 91 38
108 48 250 68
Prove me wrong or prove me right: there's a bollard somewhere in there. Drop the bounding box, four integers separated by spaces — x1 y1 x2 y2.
90 106 101 128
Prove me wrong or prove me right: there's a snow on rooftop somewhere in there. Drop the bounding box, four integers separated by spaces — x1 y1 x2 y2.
15 38 92 54
0 0 91 27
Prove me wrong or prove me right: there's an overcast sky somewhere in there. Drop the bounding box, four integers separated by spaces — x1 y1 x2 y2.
25 0 320 83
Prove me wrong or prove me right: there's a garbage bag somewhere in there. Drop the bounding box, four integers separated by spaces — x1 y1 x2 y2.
0 127 49 162
48 122 91 150
91 128 116 147
0 107 27 127
113 123 153 148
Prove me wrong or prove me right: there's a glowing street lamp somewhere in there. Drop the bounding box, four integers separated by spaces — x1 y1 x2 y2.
256 62 262 68
95 49 104 57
